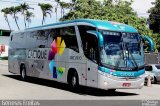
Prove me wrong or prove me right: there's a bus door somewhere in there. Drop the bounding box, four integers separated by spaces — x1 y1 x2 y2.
87 60 98 88
85 32 99 88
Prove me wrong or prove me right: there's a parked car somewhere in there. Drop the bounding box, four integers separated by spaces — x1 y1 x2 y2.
145 64 160 84
144 70 155 84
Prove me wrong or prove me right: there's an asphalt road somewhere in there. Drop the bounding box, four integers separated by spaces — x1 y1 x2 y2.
0 60 160 100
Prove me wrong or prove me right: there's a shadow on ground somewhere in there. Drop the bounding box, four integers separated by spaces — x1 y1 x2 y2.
3 75 139 97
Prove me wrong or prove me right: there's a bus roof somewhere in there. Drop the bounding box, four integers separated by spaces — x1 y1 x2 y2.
26 19 138 33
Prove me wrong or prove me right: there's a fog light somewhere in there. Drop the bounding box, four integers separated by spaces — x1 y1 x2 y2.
104 81 108 86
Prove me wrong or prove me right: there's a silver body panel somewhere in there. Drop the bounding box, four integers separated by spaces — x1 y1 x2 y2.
8 22 144 90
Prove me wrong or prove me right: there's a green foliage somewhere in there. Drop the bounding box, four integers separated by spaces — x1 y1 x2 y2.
1 7 11 30
25 11 34 28
1 0 160 52
148 0 160 33
20 3 32 28
0 56 8 60
60 0 160 52
148 0 160 51
1 3 34 30
8 6 21 30
38 3 53 25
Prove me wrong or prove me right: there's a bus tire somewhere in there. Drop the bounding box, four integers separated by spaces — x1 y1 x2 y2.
68 71 79 90
20 65 27 80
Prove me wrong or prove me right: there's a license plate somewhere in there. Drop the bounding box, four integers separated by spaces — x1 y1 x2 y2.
122 83 131 87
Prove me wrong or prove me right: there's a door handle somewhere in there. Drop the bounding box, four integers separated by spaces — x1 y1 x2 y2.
88 68 90 71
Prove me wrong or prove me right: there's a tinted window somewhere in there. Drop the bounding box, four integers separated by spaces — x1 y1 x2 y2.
63 26 79 52
85 34 99 63
155 65 160 69
52 26 79 52
145 66 153 71
78 25 98 63
28 30 49 48
78 25 96 51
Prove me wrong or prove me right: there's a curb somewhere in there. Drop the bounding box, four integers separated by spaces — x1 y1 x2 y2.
0 60 8 66
0 64 8 66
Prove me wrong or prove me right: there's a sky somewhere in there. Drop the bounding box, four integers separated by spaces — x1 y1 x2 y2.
0 0 155 31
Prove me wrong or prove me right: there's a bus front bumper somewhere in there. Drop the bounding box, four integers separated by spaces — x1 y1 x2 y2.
98 72 144 90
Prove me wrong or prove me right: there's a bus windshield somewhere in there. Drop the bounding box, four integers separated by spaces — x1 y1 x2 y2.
99 30 144 70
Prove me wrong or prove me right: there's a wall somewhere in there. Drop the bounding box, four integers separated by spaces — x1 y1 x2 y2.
0 36 9 57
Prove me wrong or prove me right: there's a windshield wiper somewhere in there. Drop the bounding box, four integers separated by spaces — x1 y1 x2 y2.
115 43 139 70
115 43 125 69
125 43 138 69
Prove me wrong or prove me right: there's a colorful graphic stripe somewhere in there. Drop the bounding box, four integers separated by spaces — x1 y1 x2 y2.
48 37 66 78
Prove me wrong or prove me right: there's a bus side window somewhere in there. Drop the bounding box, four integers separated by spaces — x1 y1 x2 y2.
46 28 55 47
78 25 98 63
59 26 79 52
86 34 99 63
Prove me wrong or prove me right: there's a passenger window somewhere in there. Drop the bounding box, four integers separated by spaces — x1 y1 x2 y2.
78 25 98 63
50 27 79 52
59 26 79 52
85 34 99 63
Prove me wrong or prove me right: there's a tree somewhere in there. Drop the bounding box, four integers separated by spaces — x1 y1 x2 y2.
70 0 77 11
60 0 160 52
1 8 11 30
20 3 32 29
9 6 21 30
59 2 66 18
55 0 60 22
148 0 160 33
38 3 53 25
25 11 34 28
57 1 72 19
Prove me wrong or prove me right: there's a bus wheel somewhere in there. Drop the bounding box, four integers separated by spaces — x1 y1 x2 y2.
68 71 79 90
20 65 27 80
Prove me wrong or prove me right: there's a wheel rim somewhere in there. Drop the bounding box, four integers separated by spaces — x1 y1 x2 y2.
21 69 25 79
72 76 76 87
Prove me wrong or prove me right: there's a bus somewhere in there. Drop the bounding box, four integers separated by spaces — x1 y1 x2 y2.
8 19 145 91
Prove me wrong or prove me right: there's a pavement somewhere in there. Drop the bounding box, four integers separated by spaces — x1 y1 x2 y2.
0 60 8 66
0 61 160 100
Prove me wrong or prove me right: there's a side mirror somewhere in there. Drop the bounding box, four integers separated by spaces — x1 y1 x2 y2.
142 35 154 52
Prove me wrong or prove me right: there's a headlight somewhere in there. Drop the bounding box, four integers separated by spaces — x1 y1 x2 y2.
104 81 108 86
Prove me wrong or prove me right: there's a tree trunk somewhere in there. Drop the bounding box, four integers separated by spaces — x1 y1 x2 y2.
56 3 58 22
56 8 58 22
23 11 26 29
14 14 20 30
42 14 45 25
61 8 63 18
5 16 11 31
28 21 29 28
63 8 64 17
56 11 57 22
24 13 27 29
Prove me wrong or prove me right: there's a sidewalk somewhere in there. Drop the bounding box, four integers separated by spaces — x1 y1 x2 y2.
0 60 8 65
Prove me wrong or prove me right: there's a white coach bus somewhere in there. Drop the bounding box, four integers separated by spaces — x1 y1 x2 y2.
8 19 145 91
